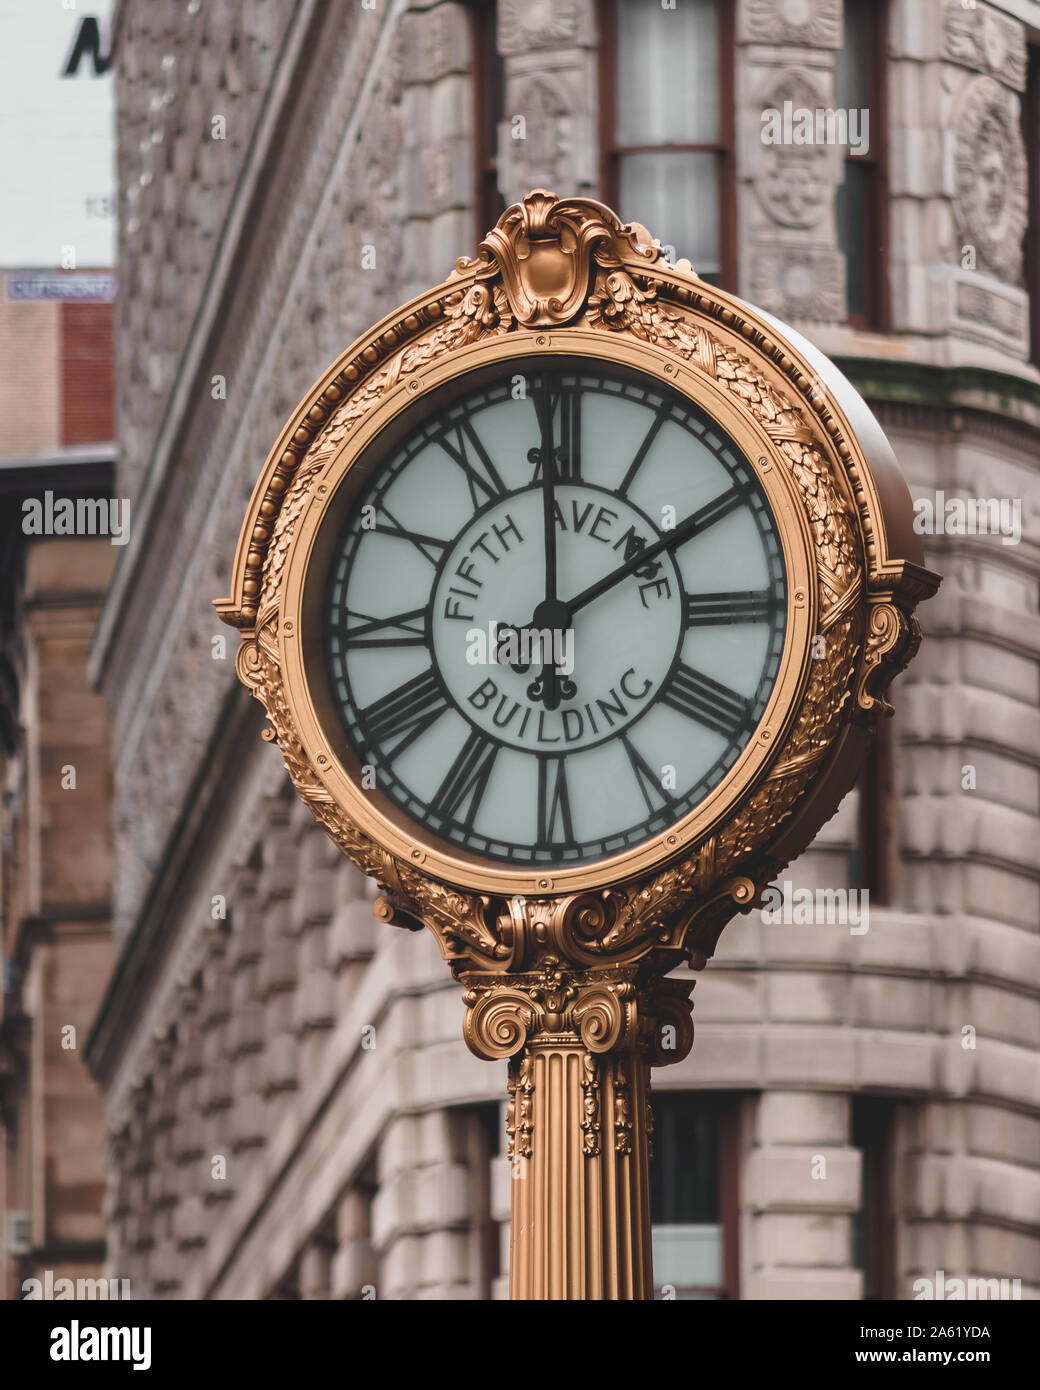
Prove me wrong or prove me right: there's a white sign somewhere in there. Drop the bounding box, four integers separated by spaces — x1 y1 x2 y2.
5 271 116 301
0 1 115 268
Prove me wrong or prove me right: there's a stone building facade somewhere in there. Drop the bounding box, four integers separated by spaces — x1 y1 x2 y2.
0 280 117 1300
85 0 1039 1299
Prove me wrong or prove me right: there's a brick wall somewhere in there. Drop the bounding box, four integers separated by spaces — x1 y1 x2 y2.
61 302 114 445
0 299 61 455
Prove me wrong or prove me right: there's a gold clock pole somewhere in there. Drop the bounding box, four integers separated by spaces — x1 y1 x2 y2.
376 882 740 1300
217 190 940 1302
458 928 694 1299
503 1013 655 1300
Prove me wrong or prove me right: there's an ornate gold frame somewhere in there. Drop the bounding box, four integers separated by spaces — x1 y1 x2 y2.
285 330 811 893
217 191 938 978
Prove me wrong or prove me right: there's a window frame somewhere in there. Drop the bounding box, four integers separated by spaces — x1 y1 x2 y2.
649 1090 740 1299
837 0 890 331
597 0 737 291
469 0 506 243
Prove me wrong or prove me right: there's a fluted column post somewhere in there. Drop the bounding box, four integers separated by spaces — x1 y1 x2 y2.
460 940 695 1301
507 1039 654 1299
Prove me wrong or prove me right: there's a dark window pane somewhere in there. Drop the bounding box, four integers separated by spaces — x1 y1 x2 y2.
836 1 873 115
852 1097 895 1300
651 1094 725 1297
837 161 867 319
650 1094 719 1224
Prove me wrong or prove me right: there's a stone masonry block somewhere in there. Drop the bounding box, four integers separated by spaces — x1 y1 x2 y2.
746 1144 861 1211
755 1091 850 1145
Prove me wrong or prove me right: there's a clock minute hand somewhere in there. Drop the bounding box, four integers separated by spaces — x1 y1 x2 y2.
537 382 558 603
526 380 566 709
564 482 751 616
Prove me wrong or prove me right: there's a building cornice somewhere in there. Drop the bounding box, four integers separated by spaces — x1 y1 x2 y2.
88 0 323 689
837 357 1040 434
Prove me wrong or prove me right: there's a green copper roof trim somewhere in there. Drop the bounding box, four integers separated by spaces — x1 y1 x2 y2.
834 356 1040 424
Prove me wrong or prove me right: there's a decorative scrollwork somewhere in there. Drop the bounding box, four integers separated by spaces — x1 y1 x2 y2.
855 601 920 717
581 1052 601 1157
506 1052 534 1159
462 987 534 1060
645 983 696 1067
613 1058 633 1156
574 984 628 1054
217 189 938 1000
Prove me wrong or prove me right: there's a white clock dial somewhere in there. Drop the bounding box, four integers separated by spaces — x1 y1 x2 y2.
325 364 786 866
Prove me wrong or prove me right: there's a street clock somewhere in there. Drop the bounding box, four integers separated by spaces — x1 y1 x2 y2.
217 192 939 1299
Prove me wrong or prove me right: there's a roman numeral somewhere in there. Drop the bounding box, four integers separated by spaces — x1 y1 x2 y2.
556 386 581 481
430 730 499 832
659 663 751 740
343 607 427 649
684 589 779 626
530 382 582 481
618 402 669 496
537 756 574 847
376 502 448 566
361 669 448 755
438 420 507 507
620 734 675 817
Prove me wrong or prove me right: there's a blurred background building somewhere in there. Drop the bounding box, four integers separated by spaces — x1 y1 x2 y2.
0 0 117 1302
2 0 1037 1301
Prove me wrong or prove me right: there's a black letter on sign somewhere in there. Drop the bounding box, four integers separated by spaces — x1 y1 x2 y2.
63 18 111 77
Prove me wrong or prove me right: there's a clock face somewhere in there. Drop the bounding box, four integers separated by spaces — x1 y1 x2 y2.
323 363 786 868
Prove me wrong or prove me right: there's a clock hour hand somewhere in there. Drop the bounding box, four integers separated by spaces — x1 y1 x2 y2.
495 600 576 710
562 482 751 617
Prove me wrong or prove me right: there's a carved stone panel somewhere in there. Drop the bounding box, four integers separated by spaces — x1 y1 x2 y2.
951 76 1028 286
943 0 1027 90
752 68 838 232
498 0 594 54
738 0 842 49
498 61 597 207
749 245 844 323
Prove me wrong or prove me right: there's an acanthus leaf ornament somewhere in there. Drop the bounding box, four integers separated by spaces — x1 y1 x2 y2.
455 189 667 328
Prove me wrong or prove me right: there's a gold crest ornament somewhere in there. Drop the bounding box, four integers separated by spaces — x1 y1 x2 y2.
217 192 939 1298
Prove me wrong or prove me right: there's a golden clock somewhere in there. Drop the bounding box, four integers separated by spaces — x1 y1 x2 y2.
217 192 939 1299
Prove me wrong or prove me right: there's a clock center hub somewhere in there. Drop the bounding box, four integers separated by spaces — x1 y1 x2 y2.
431 484 684 753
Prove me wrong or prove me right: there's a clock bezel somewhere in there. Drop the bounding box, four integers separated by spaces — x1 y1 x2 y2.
280 329 815 896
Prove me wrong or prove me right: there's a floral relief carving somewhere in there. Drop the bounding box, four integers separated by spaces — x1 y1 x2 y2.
952 76 1028 285
742 0 841 48
755 70 834 230
749 247 844 325
498 0 588 54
